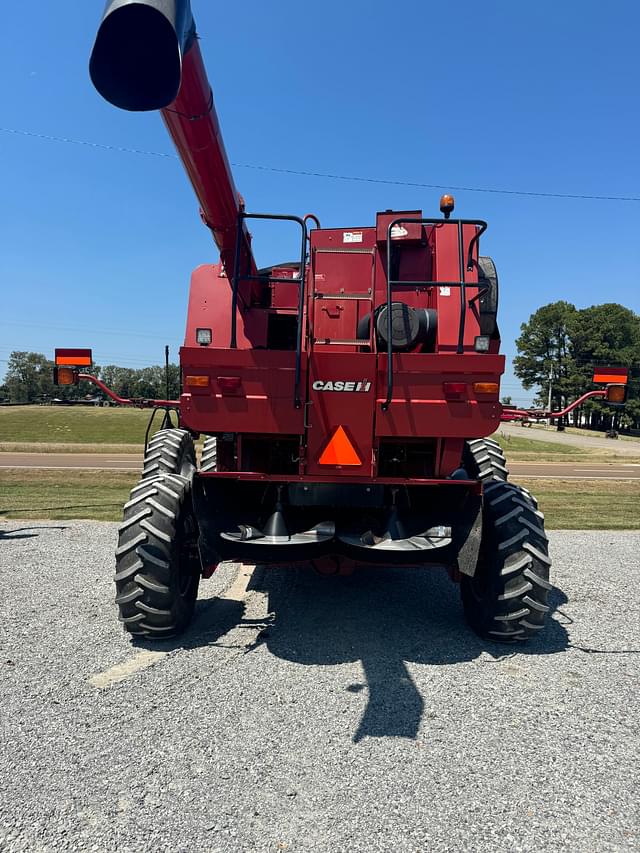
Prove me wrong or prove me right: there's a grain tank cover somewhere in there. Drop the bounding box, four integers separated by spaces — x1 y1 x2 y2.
90 0 196 111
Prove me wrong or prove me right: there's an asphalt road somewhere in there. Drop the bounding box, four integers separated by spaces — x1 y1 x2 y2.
1 451 640 480
0 452 141 471
1 521 638 852
509 461 640 479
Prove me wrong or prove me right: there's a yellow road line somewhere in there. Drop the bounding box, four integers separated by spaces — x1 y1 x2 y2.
88 564 257 689
89 650 167 689
219 564 256 601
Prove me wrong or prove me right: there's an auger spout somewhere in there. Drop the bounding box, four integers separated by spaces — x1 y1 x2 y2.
90 0 256 285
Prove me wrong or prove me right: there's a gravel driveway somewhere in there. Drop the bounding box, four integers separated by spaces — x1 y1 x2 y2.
1 521 638 852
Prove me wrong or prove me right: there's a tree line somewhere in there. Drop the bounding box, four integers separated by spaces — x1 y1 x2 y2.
0 352 181 403
513 302 640 429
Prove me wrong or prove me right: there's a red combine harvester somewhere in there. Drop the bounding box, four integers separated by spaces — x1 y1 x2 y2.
56 0 627 642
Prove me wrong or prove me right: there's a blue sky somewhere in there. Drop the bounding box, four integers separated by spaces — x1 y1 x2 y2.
1 0 639 405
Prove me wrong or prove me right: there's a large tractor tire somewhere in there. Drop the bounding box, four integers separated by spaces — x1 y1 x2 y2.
461 480 551 641
114 472 201 637
142 428 196 480
200 436 218 472
463 437 509 484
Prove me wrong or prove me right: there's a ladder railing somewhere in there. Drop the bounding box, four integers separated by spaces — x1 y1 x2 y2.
382 217 487 411
230 212 308 408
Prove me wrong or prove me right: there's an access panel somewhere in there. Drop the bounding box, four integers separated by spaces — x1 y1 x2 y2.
305 351 376 477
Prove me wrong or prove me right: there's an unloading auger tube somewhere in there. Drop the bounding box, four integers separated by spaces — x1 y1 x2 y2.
90 0 257 292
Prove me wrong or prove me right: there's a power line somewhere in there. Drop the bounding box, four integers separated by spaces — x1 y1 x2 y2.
3 126 639 203
0 320 180 342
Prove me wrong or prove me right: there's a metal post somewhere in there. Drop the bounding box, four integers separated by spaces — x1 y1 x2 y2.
165 345 170 401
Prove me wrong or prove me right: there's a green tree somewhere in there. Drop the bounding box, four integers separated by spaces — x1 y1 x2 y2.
570 303 640 374
4 351 55 402
97 364 180 400
570 304 640 429
514 302 640 429
99 365 138 399
513 301 577 411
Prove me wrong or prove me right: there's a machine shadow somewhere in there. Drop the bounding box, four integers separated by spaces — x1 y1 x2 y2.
249 564 569 742
0 525 68 540
133 596 248 653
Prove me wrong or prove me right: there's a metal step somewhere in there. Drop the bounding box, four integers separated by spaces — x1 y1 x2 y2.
312 338 370 346
314 291 372 301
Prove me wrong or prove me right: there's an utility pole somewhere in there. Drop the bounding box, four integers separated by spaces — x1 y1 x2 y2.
547 365 553 426
165 345 170 401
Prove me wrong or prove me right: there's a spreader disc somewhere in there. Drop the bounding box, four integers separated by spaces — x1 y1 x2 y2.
221 521 335 547
337 526 451 553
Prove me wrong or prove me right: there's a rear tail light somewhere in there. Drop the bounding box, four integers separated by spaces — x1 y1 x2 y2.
217 376 242 395
443 382 466 400
185 375 209 387
473 382 499 395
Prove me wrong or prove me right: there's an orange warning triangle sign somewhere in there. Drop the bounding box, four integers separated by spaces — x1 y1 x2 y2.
318 425 362 466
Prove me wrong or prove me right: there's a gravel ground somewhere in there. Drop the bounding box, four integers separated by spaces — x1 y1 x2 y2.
0 521 638 852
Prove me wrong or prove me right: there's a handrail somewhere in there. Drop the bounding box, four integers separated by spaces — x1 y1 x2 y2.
382 217 488 411
230 212 308 408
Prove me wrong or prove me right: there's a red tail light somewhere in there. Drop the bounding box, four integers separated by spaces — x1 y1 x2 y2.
217 376 242 395
443 382 466 400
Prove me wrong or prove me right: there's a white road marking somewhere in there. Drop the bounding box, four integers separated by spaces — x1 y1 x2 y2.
514 475 640 481
0 465 139 471
88 564 257 689
89 650 167 689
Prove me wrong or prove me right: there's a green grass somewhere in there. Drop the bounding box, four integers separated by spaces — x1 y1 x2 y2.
1 470 638 529
494 434 639 463
496 435 582 457
0 469 136 521
0 405 149 445
518 478 640 530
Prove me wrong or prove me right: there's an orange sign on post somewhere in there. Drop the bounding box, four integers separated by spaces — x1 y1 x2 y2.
55 348 92 367
318 425 361 466
592 367 628 385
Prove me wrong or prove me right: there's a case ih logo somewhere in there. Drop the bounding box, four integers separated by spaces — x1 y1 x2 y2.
312 380 372 392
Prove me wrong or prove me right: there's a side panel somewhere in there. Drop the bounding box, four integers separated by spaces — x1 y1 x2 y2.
376 353 504 437
180 347 305 434
184 263 268 350
305 352 376 478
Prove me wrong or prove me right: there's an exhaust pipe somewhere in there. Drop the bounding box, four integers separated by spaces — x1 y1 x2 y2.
89 0 196 111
